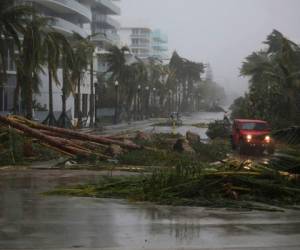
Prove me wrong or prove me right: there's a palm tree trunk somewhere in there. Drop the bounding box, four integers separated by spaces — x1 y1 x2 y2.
48 68 54 116
13 70 21 114
89 58 94 128
58 65 71 128
77 76 82 127
43 66 56 125
26 76 33 120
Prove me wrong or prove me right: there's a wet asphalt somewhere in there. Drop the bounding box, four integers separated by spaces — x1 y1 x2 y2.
0 169 300 250
1 112 300 249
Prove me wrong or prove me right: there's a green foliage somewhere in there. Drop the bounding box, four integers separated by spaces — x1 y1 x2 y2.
236 30 300 128
0 127 60 166
119 134 230 166
47 161 300 210
0 127 25 165
206 121 230 139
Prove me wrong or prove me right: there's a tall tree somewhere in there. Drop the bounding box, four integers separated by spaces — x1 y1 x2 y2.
43 31 71 125
15 15 49 119
71 34 94 127
238 30 300 127
0 2 33 79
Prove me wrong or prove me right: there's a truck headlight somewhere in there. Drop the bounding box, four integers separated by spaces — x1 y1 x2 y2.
265 135 271 143
246 134 252 142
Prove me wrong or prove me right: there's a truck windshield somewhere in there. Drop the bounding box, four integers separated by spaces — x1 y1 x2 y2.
240 122 269 131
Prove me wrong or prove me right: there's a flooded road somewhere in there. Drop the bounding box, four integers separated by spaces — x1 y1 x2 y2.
0 169 300 250
101 111 225 139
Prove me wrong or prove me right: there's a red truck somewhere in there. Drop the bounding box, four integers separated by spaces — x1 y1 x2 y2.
231 119 275 155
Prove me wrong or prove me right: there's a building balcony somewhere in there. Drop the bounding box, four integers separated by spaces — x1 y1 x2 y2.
93 0 121 15
49 17 89 38
152 45 168 51
28 0 92 22
130 34 151 40
92 32 120 46
93 15 120 29
130 44 150 49
151 30 168 43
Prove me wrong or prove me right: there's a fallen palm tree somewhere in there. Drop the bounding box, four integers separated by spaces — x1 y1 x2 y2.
0 115 142 161
9 115 141 150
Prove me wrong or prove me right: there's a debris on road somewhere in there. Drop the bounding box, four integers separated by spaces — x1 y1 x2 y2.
0 115 141 162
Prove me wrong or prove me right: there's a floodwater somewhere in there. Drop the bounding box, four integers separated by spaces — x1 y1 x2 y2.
0 170 300 250
102 111 225 139
150 111 225 139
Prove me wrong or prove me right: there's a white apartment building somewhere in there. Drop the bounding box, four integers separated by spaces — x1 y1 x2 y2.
119 27 168 60
119 27 152 59
0 0 120 122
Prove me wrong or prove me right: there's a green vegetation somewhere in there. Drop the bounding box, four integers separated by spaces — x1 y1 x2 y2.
0 127 60 166
118 133 230 167
231 30 300 128
47 160 300 210
206 120 230 139
191 123 209 128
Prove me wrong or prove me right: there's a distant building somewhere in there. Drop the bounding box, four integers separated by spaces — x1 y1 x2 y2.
151 29 168 60
119 26 152 59
119 26 168 60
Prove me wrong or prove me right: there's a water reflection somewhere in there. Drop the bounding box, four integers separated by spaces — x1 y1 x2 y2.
1 170 299 249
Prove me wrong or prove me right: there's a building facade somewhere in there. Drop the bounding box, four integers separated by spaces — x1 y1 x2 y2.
91 0 121 74
119 27 168 60
151 29 168 60
0 0 120 123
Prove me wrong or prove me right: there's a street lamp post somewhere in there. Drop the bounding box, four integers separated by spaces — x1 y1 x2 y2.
113 80 119 124
145 86 149 119
168 89 172 114
178 85 181 113
137 84 141 120
152 87 156 117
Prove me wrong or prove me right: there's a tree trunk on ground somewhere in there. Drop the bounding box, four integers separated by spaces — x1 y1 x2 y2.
0 115 93 158
11 116 142 150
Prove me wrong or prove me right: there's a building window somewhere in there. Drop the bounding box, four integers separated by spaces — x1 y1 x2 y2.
132 29 139 35
132 39 139 45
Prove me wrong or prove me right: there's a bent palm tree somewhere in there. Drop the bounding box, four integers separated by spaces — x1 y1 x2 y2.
71 34 94 127
0 2 33 80
16 15 48 119
43 31 68 125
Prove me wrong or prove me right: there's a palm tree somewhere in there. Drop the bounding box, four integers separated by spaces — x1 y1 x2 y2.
104 45 129 81
104 45 130 122
0 2 33 79
169 51 204 112
71 34 94 127
15 15 49 120
240 30 300 126
43 31 71 126
57 44 74 128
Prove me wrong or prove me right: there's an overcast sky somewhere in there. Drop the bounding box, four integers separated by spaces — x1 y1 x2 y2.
119 0 300 97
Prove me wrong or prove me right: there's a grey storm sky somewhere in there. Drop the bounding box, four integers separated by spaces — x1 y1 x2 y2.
119 0 300 96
